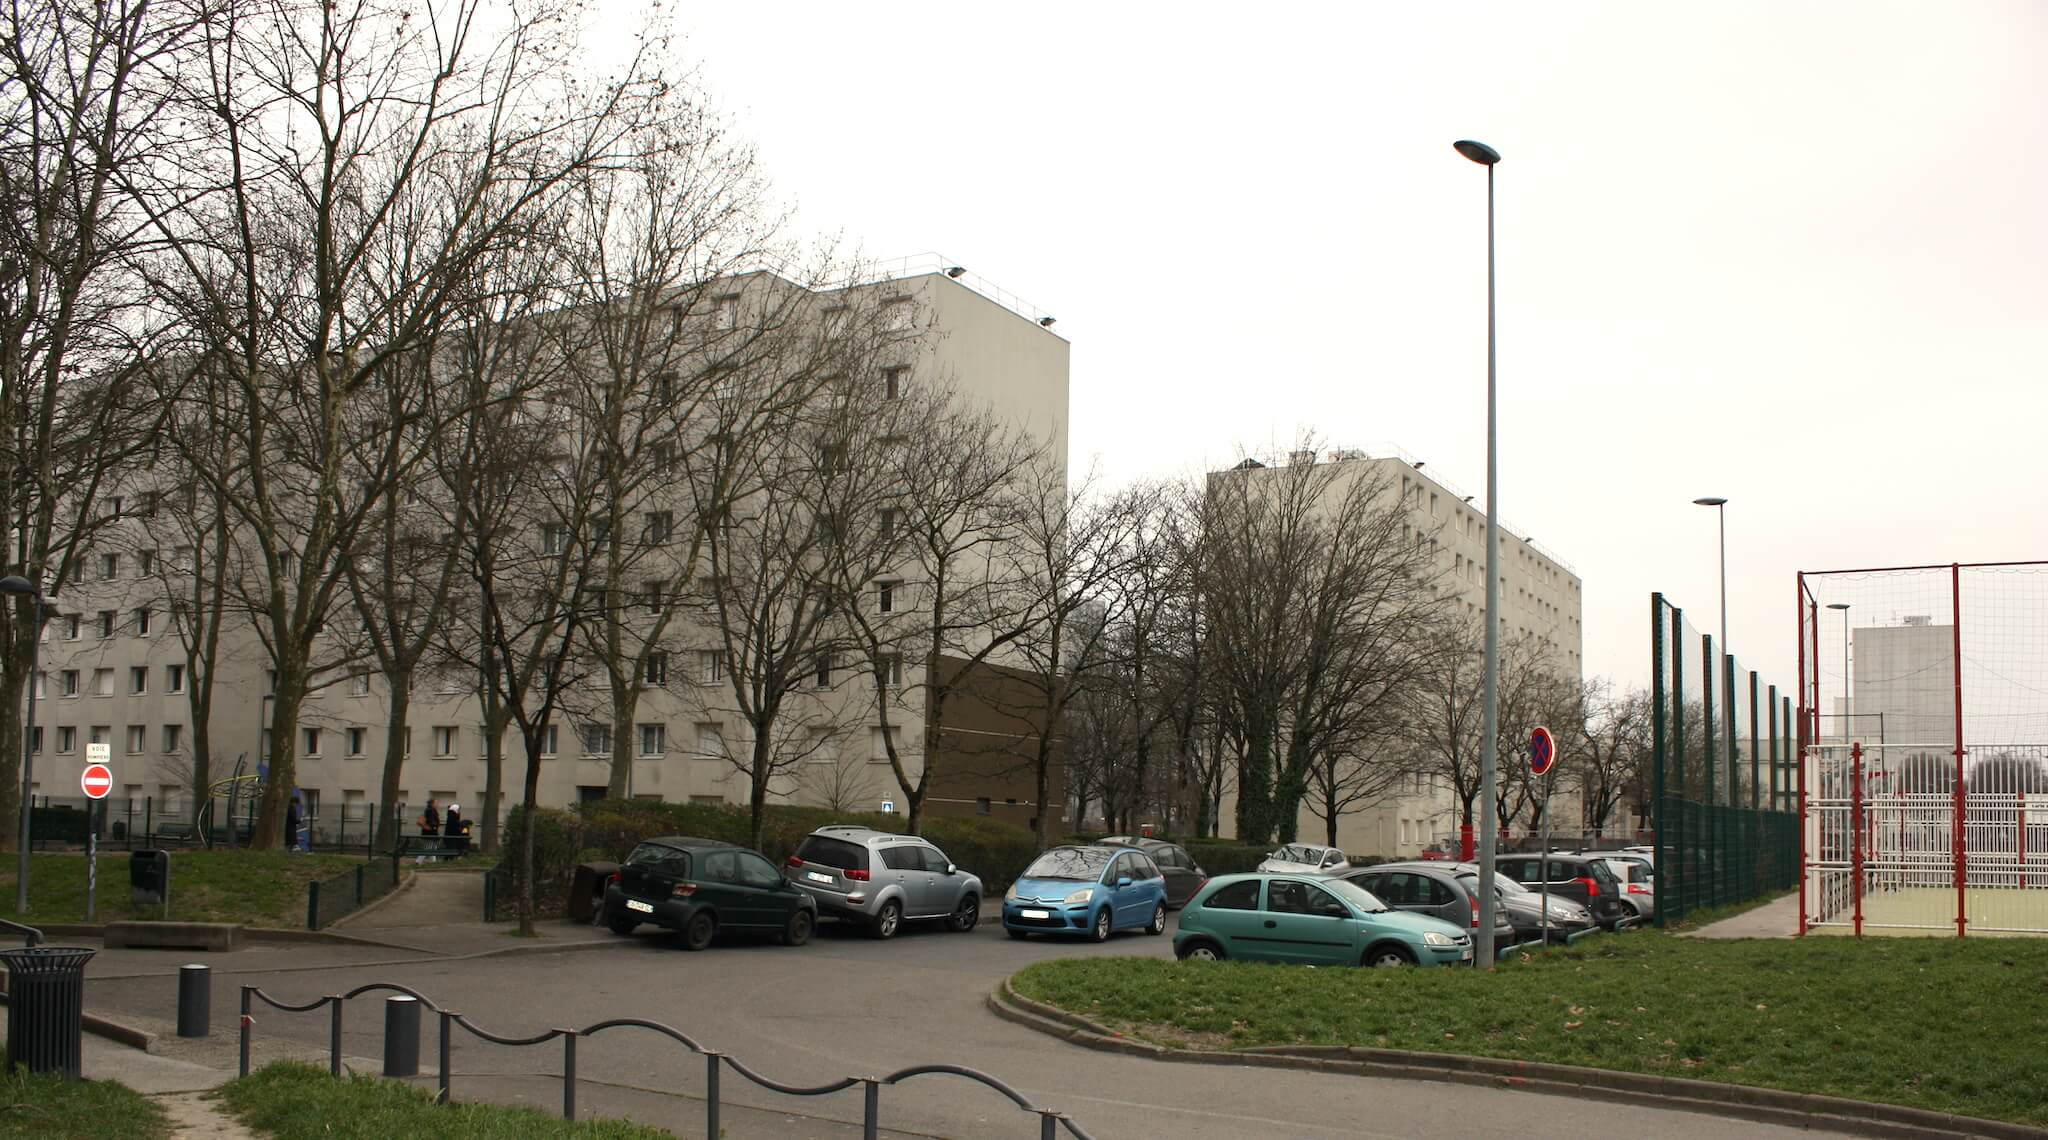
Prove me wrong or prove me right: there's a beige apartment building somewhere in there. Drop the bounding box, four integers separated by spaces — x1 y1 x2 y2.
27 261 1070 840
1212 447 1584 858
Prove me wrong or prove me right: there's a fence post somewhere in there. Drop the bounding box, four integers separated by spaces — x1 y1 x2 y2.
862 1078 880 1140
330 998 343 1077
177 964 210 1038
561 1031 576 1121
306 881 319 931
383 996 420 1078
438 1010 454 1104
1951 562 1967 939
355 864 364 908
1851 742 1864 938
704 1050 721 1138
238 987 252 1078
1040 1111 1059 1140
483 872 495 923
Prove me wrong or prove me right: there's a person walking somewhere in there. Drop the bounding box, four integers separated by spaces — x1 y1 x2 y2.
444 802 467 856
418 798 441 838
285 794 303 854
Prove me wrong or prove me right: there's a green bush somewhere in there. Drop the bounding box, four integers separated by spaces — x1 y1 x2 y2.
499 805 583 915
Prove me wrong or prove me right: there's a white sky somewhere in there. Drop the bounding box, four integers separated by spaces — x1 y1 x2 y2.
633 1 2048 693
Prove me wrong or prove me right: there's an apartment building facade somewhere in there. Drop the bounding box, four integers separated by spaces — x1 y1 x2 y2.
26 264 1070 839
1211 447 1585 858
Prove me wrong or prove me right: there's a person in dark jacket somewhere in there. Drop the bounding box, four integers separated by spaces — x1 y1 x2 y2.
444 803 467 855
419 798 441 838
285 794 303 853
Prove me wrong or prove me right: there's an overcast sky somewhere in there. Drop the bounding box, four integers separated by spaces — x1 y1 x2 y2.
648 2 2048 693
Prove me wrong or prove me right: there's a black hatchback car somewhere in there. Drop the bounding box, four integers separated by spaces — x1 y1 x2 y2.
1492 853 1632 929
603 836 819 950
1095 837 1208 908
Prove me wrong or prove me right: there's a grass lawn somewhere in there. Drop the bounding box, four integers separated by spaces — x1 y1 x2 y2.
220 1062 668 1139
0 1070 166 1139
1011 932 2048 1126
0 850 370 926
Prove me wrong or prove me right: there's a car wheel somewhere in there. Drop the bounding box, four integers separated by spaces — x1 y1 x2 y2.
870 900 902 940
605 911 638 937
947 894 980 933
1177 940 1226 962
1365 944 1415 968
682 912 716 952
782 909 815 947
1146 903 1167 935
1089 907 1112 943
1006 927 1029 940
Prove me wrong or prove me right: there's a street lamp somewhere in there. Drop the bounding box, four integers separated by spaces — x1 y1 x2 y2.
1827 602 1851 743
1 574 44 915
1693 497 1729 656
1453 137 1503 969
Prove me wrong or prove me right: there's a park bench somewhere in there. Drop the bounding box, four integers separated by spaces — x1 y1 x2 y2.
153 821 200 847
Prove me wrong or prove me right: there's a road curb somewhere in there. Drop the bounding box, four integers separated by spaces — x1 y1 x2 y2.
987 980 2043 1140
323 866 422 930
0 988 156 1051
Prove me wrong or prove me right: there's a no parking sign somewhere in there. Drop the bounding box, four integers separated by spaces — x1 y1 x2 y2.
1529 726 1556 777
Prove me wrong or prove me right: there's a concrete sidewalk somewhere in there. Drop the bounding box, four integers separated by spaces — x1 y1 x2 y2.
1681 891 1801 938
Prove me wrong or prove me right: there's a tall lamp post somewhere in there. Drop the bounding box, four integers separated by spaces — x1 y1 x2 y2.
1827 602 1851 743
1453 137 1503 970
1693 497 1729 656
1 575 45 915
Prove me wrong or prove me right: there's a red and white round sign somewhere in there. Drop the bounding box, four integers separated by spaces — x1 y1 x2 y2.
80 763 113 800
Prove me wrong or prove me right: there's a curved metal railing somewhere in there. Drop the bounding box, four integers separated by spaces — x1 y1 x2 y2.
239 982 1096 1139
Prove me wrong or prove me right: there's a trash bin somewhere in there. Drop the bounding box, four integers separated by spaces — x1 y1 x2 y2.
1 947 97 1078
131 849 169 906
568 862 620 924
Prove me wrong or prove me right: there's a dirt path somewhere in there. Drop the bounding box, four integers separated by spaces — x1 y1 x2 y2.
340 868 483 930
155 1091 261 1140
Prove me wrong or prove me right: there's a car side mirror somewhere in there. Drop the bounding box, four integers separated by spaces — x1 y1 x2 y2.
945 864 957 876
1117 876 1132 888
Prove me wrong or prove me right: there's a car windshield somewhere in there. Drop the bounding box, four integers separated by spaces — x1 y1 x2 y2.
1460 871 1530 897
1322 877 1388 913
1023 847 1113 881
625 842 691 875
1271 845 1323 864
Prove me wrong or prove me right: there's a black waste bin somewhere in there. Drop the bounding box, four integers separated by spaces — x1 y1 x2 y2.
131 849 169 906
568 862 620 924
1 946 97 1078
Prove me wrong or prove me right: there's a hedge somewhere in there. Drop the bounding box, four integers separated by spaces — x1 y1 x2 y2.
500 800 1042 919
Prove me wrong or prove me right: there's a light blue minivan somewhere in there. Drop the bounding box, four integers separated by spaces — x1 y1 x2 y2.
1003 845 1168 941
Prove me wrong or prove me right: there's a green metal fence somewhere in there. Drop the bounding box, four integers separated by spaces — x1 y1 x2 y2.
1651 593 1800 924
306 859 400 930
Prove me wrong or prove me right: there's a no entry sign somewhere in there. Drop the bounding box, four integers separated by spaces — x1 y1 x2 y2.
81 762 114 799
1529 726 1556 777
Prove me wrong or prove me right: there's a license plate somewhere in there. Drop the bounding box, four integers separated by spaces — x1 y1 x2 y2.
626 899 654 913
807 871 833 884
1461 948 1473 961
1020 908 1050 919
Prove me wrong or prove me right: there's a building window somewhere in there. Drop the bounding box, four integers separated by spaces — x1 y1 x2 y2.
643 652 668 687
89 725 109 746
713 294 740 330
542 523 569 554
643 511 673 544
643 580 665 614
697 650 724 684
877 581 897 614
878 508 896 539
63 614 80 640
694 723 723 758
28 727 41 754
100 552 119 580
869 725 901 762
347 728 366 757
581 724 611 756
134 607 153 636
97 610 115 639
126 725 146 754
93 668 114 697
166 664 185 694
876 655 903 688
303 728 321 757
882 297 914 331
883 367 907 400
30 672 44 700
638 723 665 757
351 673 371 696
129 666 147 695
432 726 458 757
540 724 559 756
814 653 832 689
61 669 79 697
57 726 76 754
138 549 156 576
163 724 183 752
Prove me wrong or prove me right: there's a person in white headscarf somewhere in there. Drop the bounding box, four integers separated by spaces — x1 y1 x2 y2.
444 801 468 855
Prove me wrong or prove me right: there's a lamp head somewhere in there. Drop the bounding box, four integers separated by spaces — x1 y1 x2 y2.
1827 603 1851 612
945 266 967 279
0 575 37 597
1693 497 1728 507
1453 140 1501 166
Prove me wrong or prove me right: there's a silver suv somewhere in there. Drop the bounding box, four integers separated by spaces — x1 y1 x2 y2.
786 826 983 939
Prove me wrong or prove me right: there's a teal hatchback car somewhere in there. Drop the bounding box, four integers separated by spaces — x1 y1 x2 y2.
1173 873 1472 967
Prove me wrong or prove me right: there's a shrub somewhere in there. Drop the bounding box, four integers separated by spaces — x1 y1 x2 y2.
920 815 1037 894
499 805 583 915
1182 840 1271 877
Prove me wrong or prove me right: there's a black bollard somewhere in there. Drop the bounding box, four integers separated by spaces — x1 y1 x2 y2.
382 995 420 1077
177 964 210 1038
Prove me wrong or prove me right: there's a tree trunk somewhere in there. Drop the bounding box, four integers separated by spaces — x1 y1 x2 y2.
254 673 306 849
376 675 413 850
606 681 638 798
518 729 543 938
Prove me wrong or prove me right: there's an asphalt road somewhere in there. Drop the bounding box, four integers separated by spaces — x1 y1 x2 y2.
84 912 1859 1139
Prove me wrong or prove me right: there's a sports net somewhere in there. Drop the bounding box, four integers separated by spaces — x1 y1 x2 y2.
1798 562 2048 937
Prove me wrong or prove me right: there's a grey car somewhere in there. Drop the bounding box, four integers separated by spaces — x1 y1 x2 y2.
786 826 983 939
1096 837 1208 908
1341 863 1515 951
1437 861 1595 942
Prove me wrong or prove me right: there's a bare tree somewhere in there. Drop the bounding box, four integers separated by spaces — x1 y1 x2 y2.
1567 679 1651 838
